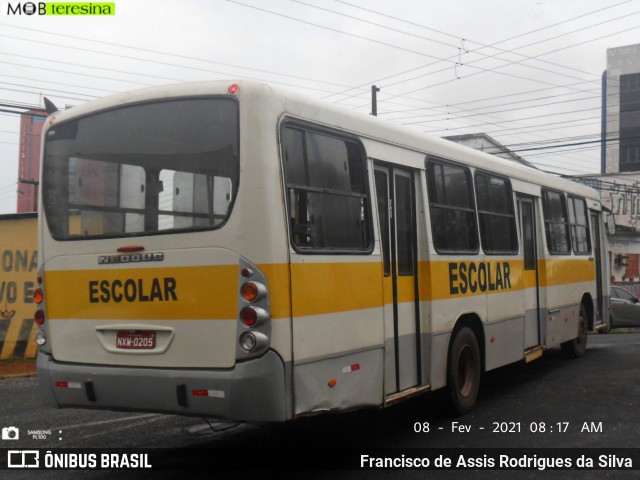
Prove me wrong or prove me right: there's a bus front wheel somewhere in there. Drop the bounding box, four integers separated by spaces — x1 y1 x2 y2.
447 327 481 415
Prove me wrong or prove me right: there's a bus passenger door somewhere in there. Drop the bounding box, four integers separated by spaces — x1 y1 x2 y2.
518 196 541 349
374 166 420 395
590 211 606 324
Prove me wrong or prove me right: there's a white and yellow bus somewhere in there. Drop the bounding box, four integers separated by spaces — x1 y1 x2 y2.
35 80 609 419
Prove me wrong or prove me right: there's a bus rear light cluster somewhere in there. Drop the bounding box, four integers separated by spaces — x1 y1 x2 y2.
34 287 44 325
34 274 47 346
236 260 271 358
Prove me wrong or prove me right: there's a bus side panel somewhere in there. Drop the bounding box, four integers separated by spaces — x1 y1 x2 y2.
289 260 385 415
427 258 527 378
540 258 595 346
429 331 451 390
293 349 383 414
483 314 525 371
484 259 527 371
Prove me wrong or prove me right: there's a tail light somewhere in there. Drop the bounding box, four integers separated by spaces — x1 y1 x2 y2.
239 332 257 352
35 269 48 348
240 306 269 327
236 260 271 359
34 288 44 304
240 281 266 302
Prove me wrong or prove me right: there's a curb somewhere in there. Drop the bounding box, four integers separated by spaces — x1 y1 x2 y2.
0 372 37 380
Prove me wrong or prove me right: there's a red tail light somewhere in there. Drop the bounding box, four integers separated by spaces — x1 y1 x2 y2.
241 307 258 327
241 282 259 302
241 282 266 302
34 288 44 304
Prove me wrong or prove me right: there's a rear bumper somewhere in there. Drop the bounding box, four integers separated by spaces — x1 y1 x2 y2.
37 350 289 422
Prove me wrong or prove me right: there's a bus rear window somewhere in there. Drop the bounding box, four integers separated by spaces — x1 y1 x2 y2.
42 98 239 239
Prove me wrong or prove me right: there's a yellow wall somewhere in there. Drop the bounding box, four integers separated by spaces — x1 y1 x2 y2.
0 214 38 359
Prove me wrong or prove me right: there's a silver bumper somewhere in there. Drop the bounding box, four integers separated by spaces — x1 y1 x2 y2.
37 350 289 422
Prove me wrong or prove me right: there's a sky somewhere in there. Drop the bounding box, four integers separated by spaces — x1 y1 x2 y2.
1 0 639 214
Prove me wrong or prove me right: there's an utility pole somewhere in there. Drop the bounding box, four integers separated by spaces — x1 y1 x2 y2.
371 85 380 116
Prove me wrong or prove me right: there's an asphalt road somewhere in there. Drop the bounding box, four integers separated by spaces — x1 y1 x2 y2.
1 332 639 479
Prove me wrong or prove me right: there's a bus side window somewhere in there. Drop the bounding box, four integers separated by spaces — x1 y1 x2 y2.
542 190 571 254
426 159 478 253
568 196 591 254
475 173 518 254
281 125 371 252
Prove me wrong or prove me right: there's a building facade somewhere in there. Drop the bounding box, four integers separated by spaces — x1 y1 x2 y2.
604 43 640 174
444 133 537 169
597 43 640 287
16 111 46 213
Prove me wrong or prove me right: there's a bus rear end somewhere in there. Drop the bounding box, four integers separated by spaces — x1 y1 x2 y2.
35 83 289 421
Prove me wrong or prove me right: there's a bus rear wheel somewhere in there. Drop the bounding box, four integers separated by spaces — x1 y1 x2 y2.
561 305 588 358
447 327 481 415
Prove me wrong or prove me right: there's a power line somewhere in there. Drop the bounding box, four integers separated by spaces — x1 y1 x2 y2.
336 0 630 80
0 21 362 92
323 0 633 102
391 94 601 124
0 108 47 117
413 106 602 129
296 0 605 93
322 0 624 100
0 3 618 159
374 22 640 106
379 84 601 116
0 72 120 95
225 0 607 103
295 0 600 87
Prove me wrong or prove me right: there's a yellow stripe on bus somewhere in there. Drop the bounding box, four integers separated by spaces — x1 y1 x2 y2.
539 258 595 286
289 262 384 317
421 260 524 301
44 266 238 320
43 258 595 321
258 263 291 320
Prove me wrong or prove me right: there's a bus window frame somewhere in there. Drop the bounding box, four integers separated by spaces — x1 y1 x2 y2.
473 169 519 255
541 188 571 255
567 195 592 255
279 118 374 256
42 95 241 241
425 156 480 255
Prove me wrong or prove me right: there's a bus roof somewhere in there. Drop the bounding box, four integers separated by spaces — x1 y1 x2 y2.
47 79 600 202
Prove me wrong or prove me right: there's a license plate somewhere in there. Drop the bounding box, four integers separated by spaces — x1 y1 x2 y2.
116 331 156 350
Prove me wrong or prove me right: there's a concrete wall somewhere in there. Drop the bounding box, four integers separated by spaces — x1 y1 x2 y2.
0 213 38 359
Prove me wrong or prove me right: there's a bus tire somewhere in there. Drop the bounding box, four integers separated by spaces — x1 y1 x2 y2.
447 327 481 415
561 305 588 358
